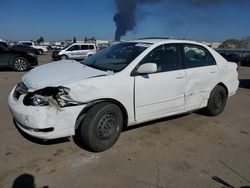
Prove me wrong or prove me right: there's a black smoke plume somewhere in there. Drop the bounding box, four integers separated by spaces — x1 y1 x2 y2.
113 0 160 41
178 0 250 6
113 0 249 40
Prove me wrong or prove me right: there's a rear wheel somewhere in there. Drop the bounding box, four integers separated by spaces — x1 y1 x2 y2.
204 85 227 116
79 102 123 152
12 57 30 72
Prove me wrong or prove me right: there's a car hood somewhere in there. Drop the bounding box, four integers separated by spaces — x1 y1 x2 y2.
22 60 106 90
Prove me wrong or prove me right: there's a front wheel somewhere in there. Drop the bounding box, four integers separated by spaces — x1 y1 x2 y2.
38 49 43 55
79 102 123 152
60 55 68 60
204 85 227 116
12 57 30 72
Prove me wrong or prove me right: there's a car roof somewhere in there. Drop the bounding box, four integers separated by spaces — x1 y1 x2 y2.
19 41 33 43
129 38 204 46
72 43 95 45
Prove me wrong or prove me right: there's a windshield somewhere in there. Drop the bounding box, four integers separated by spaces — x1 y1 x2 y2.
61 44 70 50
81 42 151 72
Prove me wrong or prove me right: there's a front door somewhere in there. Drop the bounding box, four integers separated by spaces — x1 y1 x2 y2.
134 44 186 122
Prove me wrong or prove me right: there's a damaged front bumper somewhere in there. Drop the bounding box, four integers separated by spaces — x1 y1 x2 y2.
8 87 86 140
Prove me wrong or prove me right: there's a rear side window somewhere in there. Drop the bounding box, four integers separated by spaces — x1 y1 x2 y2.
81 45 88 50
88 45 94 50
140 44 182 72
22 42 32 46
183 44 216 68
80 45 95 50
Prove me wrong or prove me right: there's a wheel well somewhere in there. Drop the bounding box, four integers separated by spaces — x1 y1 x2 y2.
61 54 68 58
75 99 128 131
217 83 229 97
12 56 28 63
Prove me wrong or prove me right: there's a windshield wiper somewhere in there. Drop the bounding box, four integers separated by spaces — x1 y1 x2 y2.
84 63 109 72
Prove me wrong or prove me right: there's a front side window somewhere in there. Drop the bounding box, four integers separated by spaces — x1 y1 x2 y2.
81 42 151 72
67 45 80 51
140 44 181 72
22 42 32 46
183 44 216 68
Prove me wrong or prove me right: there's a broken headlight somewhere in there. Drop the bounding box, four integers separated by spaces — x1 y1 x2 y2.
30 95 49 106
23 86 83 107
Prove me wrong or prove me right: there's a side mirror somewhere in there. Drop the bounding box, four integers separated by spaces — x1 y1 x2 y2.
137 63 157 74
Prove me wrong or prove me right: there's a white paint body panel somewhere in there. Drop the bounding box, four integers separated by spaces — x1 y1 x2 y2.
135 70 186 122
8 39 239 140
17 41 48 52
22 60 106 90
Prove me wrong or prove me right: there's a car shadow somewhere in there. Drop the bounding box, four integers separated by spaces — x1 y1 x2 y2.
13 119 70 145
0 67 35 72
72 113 190 152
123 113 190 132
239 79 250 89
0 67 14 72
12 173 49 188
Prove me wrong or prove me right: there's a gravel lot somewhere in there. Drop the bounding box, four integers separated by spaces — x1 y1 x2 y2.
0 53 250 188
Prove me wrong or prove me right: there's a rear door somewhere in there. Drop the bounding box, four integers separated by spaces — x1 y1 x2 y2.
80 45 90 59
182 44 218 111
134 44 186 122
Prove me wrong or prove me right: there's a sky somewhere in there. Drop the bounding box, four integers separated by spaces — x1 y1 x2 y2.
0 0 250 42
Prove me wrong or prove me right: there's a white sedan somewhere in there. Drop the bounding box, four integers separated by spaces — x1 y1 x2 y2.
8 39 239 152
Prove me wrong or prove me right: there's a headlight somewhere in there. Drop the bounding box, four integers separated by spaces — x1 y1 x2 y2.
23 86 83 107
30 95 49 106
23 94 49 106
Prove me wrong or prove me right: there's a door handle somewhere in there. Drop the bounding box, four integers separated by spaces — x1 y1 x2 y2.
210 70 217 73
176 74 185 79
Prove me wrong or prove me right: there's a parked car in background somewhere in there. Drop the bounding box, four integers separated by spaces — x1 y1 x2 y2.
11 44 40 55
0 41 9 48
52 43 97 60
219 52 241 66
0 43 38 71
8 39 239 152
98 43 110 51
242 55 250 66
17 41 48 55
241 51 250 66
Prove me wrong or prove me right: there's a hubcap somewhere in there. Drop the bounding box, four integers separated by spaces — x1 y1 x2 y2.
14 58 27 71
213 92 223 109
97 114 117 141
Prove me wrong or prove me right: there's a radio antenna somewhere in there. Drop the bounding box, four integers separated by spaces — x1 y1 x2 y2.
183 25 192 40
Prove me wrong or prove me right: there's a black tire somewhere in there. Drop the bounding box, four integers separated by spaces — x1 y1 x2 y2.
12 57 30 72
204 85 227 116
61 55 68 60
79 102 123 152
38 49 43 55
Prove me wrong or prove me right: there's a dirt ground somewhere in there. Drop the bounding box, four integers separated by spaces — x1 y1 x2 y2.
0 53 250 188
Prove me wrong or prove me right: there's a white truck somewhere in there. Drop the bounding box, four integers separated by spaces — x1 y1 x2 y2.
17 41 48 55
